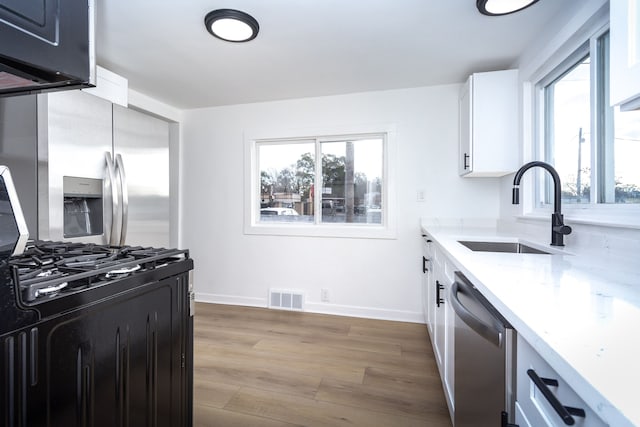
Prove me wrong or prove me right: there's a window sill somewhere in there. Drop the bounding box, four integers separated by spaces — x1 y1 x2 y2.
517 205 640 230
244 223 397 239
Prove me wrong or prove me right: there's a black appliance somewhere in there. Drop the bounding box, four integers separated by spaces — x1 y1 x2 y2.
0 0 95 97
0 167 194 426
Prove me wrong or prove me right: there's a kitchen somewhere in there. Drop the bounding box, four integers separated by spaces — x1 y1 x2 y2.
1 0 639 426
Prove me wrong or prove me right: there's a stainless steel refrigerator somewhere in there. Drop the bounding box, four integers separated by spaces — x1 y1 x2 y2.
37 90 170 248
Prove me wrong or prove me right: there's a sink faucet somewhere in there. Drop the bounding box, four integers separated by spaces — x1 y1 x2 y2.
512 161 572 246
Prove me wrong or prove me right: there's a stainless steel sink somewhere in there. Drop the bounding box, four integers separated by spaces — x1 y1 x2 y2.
457 240 551 254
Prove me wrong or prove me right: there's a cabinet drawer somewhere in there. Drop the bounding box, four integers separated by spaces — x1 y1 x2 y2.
516 336 607 427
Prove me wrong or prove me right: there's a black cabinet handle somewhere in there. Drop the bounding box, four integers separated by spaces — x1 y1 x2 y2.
435 280 444 307
463 153 470 170
422 256 429 273
526 369 586 425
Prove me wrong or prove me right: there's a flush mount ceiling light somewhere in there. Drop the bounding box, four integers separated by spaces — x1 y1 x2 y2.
476 0 541 16
204 9 259 42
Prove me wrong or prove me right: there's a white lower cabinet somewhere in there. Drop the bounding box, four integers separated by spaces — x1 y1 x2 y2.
515 335 608 427
422 237 454 423
442 262 455 415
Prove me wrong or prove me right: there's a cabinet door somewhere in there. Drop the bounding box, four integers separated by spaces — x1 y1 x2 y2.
421 256 431 331
432 273 446 372
458 70 518 177
458 76 472 175
422 237 434 335
443 271 455 413
610 0 640 108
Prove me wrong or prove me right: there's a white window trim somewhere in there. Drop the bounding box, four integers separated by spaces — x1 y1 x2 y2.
243 123 397 239
519 8 640 230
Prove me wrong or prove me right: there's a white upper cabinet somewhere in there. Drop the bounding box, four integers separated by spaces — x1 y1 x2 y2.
610 0 640 110
458 69 519 177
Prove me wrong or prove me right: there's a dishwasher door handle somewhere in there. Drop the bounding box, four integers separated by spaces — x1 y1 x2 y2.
450 281 503 347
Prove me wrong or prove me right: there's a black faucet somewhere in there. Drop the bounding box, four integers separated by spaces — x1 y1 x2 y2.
512 161 572 246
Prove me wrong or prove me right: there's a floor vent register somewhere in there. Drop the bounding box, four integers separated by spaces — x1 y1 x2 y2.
269 289 304 311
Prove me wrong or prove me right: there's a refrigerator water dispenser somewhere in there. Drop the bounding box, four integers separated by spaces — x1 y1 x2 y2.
63 176 104 238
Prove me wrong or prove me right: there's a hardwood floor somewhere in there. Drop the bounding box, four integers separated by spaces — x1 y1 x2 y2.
193 303 452 427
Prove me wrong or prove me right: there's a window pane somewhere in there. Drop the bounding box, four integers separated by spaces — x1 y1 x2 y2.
257 142 315 222
599 32 640 204
610 107 640 203
320 138 383 224
544 55 591 205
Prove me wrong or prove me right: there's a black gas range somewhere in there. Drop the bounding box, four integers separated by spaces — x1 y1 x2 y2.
1 241 195 427
1 240 195 427
0 168 194 427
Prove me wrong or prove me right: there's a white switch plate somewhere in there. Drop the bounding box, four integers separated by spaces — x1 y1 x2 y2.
417 190 425 202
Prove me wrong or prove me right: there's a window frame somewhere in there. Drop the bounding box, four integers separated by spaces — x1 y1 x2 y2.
244 124 397 239
525 18 640 228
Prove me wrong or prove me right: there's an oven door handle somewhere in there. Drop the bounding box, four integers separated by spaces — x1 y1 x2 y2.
115 154 128 246
450 280 503 347
105 152 119 245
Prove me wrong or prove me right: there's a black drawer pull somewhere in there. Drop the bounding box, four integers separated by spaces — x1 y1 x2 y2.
527 369 586 425
422 256 429 273
435 281 444 307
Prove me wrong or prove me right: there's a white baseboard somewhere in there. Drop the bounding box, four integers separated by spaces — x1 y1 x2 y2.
194 292 425 324
195 292 266 308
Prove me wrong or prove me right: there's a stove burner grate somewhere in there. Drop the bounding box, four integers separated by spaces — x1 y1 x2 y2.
9 241 188 303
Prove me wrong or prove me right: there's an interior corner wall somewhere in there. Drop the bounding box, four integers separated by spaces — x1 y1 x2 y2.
181 85 501 322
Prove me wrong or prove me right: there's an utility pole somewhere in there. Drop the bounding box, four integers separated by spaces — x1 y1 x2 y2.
345 141 355 222
576 127 584 202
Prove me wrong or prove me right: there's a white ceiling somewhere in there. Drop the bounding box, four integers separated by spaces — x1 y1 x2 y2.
95 0 577 110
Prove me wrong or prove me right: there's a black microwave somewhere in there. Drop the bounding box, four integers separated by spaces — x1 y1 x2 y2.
0 0 95 97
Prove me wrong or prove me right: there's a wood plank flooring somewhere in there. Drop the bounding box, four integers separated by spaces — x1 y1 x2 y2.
193 303 452 427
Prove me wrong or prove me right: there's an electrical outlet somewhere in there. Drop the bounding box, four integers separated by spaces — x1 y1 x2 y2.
321 288 330 302
417 190 425 202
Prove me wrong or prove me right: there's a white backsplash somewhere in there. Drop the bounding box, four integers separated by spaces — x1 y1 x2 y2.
497 217 640 265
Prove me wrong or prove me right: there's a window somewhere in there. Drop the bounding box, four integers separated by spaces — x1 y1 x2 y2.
245 129 395 239
537 29 640 212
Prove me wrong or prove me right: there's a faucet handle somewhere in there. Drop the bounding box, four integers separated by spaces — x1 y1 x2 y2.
553 224 572 235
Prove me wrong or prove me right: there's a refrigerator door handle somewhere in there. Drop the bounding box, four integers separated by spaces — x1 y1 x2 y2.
115 153 128 246
105 152 119 245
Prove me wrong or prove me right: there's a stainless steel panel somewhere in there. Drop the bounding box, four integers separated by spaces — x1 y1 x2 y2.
452 272 515 426
39 90 113 243
0 95 38 238
113 104 169 247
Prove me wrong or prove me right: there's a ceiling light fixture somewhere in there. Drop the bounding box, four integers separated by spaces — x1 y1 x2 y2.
204 9 259 42
476 0 541 16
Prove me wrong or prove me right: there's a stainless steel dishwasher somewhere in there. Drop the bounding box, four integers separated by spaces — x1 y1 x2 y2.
450 271 516 427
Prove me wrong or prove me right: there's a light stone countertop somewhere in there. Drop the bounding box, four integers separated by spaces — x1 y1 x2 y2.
420 223 639 427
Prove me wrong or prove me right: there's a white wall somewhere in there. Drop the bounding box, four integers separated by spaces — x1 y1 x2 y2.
181 85 502 322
